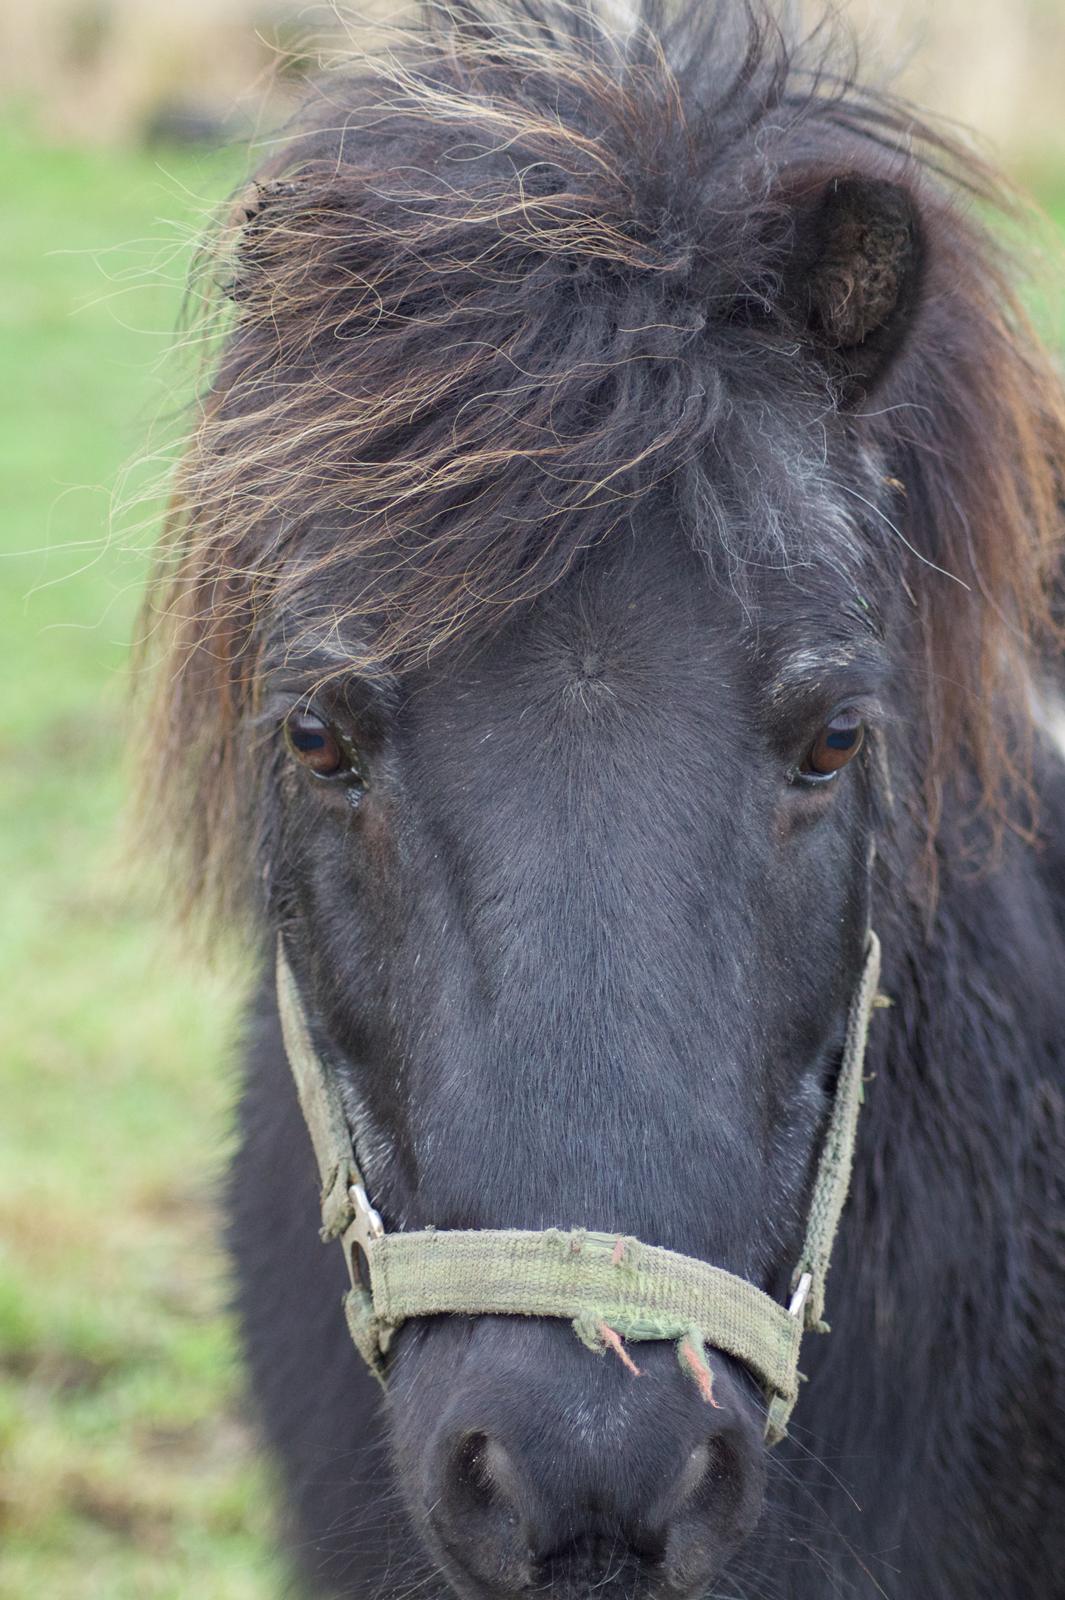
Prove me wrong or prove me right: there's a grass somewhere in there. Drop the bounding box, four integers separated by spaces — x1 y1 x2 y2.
0 112 1063 1599
0 123 286 1598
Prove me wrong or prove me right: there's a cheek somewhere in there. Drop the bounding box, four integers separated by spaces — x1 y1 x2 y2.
772 762 872 914
759 1068 830 1229
772 776 843 846
277 771 393 907
355 790 397 870
761 791 873 1060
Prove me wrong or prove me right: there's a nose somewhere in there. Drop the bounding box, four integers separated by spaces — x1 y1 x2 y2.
411 1326 766 1598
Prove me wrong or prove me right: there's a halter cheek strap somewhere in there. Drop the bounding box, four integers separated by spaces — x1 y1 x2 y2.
275 933 883 1444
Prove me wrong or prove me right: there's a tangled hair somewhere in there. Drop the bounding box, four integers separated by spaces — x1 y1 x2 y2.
140 0 1065 920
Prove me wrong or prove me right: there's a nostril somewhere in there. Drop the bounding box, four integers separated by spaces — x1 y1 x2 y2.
685 1432 756 1523
659 1426 766 1594
451 1430 502 1515
674 1442 715 1509
432 1430 534 1589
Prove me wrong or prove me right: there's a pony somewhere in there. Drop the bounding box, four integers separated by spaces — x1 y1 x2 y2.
139 2 1065 1595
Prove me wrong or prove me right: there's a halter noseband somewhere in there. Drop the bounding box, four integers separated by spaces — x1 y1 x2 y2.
275 932 882 1443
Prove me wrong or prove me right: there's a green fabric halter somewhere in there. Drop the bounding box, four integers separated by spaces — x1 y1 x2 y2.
275 931 882 1444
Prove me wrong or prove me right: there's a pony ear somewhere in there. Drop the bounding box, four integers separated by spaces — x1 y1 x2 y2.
780 173 925 405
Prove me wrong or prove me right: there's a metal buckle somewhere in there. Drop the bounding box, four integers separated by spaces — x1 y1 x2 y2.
344 1182 384 1291
788 1272 812 1320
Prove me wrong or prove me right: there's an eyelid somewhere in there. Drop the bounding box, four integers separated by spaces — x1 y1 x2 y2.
261 665 399 720
792 765 839 788
819 693 884 730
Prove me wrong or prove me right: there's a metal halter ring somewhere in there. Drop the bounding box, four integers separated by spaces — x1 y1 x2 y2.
343 1182 384 1291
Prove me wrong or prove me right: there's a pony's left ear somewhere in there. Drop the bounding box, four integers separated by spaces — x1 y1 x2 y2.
780 173 925 406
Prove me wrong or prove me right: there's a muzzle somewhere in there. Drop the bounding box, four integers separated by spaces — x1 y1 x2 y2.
276 931 883 1444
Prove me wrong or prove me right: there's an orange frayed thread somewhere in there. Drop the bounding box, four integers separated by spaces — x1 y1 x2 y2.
597 1322 641 1376
611 1237 626 1266
679 1336 722 1407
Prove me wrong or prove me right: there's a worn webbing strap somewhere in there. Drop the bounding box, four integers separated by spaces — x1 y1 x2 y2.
275 932 882 1443
763 929 882 1439
793 930 882 1334
275 947 363 1243
359 1227 801 1413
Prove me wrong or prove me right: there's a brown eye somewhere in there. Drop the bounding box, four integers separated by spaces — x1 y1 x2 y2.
284 709 346 777
803 710 865 779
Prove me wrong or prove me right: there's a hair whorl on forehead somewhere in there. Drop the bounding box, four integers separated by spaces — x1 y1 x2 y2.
139 0 1065 921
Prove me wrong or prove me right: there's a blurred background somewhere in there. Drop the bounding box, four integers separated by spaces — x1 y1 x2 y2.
1 2 1062 1596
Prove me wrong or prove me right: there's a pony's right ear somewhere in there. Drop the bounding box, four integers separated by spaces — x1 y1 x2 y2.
777 171 926 407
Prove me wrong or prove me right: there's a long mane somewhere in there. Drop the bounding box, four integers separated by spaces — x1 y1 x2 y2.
139 0 1065 917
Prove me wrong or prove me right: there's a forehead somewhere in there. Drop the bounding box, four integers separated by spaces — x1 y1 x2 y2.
268 495 888 731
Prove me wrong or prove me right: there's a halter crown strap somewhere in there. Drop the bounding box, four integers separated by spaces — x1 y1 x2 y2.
276 932 882 1444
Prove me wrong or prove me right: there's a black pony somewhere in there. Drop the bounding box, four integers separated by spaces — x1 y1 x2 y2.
141 3 1065 1595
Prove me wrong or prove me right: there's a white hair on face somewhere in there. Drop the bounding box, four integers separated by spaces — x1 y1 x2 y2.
1034 687 1065 764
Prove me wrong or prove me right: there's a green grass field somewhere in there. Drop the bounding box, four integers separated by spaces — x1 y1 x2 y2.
1 115 1063 1599
0 124 285 1598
